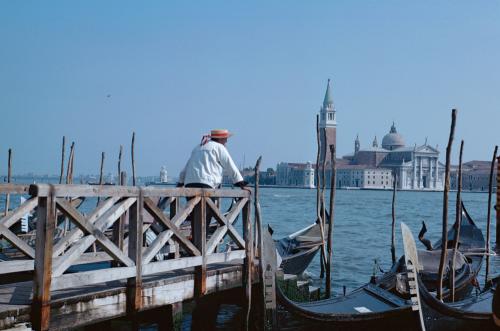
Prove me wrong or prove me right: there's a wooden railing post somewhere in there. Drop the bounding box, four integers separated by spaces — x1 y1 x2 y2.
193 195 207 297
32 188 56 331
127 189 143 315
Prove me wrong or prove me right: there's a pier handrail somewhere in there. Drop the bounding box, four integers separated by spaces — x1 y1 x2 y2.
0 183 253 331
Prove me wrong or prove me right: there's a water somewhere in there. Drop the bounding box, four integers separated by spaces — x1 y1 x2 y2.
260 187 500 294
1 186 499 329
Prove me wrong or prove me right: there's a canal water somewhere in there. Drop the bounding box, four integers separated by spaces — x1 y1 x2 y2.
1 186 499 329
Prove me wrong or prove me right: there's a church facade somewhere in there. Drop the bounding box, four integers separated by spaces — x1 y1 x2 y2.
343 123 445 190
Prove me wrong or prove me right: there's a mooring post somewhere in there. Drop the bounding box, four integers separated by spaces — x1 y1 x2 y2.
32 187 56 331
451 140 464 302
193 195 207 297
485 145 498 283
242 199 253 331
496 156 500 246
4 148 12 216
127 189 143 317
325 144 336 298
112 171 127 258
59 136 66 184
163 302 183 331
391 171 397 265
437 108 457 301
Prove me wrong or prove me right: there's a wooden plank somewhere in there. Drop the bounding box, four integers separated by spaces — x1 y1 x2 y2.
31 184 140 198
51 266 136 291
0 260 34 274
0 197 37 228
193 197 206 297
143 197 200 256
205 198 245 253
142 196 201 264
32 195 56 331
142 250 245 277
127 190 143 313
141 186 251 198
52 197 120 257
0 184 29 194
0 224 36 258
55 199 134 267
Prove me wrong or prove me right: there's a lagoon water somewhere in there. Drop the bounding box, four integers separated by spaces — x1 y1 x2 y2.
1 186 499 329
260 187 499 293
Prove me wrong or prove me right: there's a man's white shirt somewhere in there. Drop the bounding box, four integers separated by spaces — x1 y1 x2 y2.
179 140 243 188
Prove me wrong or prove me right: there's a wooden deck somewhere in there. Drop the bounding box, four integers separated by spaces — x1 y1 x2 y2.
0 183 256 330
0 263 245 329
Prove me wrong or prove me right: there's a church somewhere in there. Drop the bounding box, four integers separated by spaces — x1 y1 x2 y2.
276 79 445 190
342 123 445 190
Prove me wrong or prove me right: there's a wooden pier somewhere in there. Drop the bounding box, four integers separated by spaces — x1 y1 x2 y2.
0 183 257 330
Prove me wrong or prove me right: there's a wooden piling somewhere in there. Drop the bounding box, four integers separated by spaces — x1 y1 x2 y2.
314 115 327 277
66 142 75 184
437 108 457 301
242 199 252 331
325 144 336 298
32 190 56 331
59 136 66 184
253 156 267 329
127 189 143 315
4 148 12 216
451 140 464 302
320 130 327 280
131 132 136 186
496 156 500 245
117 145 123 185
112 171 127 258
485 145 498 284
391 171 397 265
97 152 105 205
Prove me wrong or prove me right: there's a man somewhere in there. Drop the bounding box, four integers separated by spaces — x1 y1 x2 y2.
178 129 247 189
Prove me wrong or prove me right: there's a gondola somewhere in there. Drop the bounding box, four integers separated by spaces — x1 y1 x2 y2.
275 203 486 330
418 275 499 331
376 202 485 301
275 220 327 275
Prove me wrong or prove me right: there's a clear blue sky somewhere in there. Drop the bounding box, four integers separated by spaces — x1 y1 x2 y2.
1 1 499 176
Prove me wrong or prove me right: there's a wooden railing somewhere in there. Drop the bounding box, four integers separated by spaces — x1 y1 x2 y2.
0 184 253 331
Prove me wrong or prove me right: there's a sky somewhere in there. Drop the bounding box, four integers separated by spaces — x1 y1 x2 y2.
1 1 499 177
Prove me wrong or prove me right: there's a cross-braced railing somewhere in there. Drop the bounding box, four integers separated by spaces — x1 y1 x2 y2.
0 184 253 331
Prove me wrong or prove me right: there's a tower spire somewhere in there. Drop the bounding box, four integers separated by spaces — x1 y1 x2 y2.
323 79 334 107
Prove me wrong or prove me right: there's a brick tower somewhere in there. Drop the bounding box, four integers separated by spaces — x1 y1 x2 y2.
319 79 337 163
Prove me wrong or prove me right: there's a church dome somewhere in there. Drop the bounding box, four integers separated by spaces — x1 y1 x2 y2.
382 123 405 150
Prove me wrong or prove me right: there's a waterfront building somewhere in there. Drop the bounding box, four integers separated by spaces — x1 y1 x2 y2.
343 123 445 190
276 162 315 188
337 166 393 189
450 160 497 192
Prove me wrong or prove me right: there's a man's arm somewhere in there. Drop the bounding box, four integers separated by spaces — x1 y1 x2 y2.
218 145 244 184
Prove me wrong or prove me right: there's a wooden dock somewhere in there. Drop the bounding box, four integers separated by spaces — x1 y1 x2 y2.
0 183 257 330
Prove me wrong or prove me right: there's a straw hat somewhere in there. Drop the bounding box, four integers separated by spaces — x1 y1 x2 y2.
209 129 232 139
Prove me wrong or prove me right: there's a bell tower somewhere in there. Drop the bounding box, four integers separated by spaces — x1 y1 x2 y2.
319 79 337 163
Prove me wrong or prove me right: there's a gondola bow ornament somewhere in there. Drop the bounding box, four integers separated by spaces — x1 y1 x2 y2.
401 222 427 331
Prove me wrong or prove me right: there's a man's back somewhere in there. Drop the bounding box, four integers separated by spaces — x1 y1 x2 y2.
180 140 243 188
